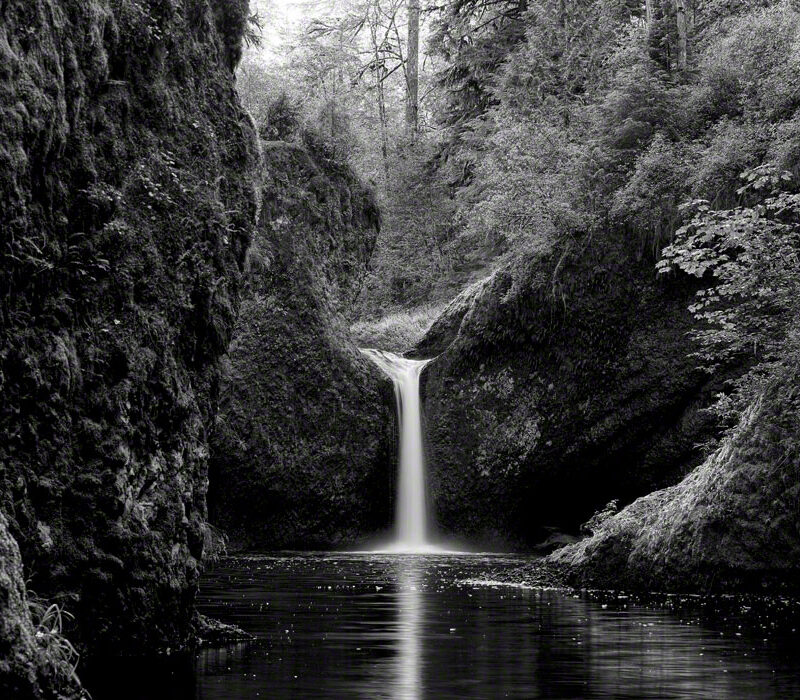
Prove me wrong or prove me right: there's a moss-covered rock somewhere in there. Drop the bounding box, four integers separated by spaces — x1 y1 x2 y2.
549 367 800 592
0 0 259 662
208 136 394 549
418 235 735 546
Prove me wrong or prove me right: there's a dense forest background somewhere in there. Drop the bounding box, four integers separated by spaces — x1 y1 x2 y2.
240 0 800 434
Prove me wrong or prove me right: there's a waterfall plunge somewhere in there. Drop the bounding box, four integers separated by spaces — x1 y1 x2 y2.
361 349 434 551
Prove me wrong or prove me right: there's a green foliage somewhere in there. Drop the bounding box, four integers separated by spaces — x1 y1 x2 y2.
259 93 301 141
355 137 460 314
243 7 264 48
700 4 800 122
688 119 767 208
496 0 619 114
610 134 696 253
592 61 692 157
232 0 800 321
464 113 588 249
423 0 800 268
305 104 360 165
235 0 436 185
430 0 529 128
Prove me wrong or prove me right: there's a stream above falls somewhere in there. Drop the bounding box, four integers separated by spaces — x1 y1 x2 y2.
85 552 800 698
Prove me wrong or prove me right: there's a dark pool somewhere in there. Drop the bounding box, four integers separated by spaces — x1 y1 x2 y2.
86 552 800 698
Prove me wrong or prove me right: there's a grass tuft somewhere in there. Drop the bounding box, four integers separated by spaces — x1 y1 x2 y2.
28 596 89 697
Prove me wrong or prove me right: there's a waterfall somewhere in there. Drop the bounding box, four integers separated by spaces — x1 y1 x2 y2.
360 349 433 551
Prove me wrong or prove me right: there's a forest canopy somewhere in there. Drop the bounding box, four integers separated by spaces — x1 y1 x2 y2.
239 0 800 433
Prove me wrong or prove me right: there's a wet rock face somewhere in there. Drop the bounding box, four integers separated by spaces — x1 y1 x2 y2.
551 367 800 592
419 236 734 546
0 0 259 656
208 137 394 549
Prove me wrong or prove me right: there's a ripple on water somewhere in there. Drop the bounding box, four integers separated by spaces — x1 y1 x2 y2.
84 552 800 699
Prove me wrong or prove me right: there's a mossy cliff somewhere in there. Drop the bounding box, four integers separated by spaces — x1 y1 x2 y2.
0 0 260 684
549 363 800 592
416 235 732 546
208 134 394 549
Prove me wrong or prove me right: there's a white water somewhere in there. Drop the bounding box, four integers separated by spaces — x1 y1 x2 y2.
360 349 434 551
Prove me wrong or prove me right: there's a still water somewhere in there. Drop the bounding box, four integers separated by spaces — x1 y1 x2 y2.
87 552 800 698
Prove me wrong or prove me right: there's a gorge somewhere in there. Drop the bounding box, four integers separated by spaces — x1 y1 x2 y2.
2 0 800 697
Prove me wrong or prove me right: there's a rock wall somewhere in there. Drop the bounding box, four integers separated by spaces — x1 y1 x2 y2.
417 235 735 546
550 364 800 592
208 134 394 549
0 0 259 677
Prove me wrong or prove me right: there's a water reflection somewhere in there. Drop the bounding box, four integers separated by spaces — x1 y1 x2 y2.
394 561 423 699
82 553 800 699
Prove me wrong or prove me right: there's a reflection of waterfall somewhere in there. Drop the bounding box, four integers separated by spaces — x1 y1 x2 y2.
395 563 424 700
360 349 433 550
358 558 426 700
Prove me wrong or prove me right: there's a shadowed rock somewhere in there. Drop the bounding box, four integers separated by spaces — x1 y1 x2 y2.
0 0 260 662
208 136 394 549
417 234 737 546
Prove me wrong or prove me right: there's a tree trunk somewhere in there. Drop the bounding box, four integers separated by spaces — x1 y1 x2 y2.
377 68 389 181
405 0 420 136
675 0 688 71
369 6 390 182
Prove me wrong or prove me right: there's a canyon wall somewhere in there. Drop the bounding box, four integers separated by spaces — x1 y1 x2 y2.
0 1 259 690
208 133 394 549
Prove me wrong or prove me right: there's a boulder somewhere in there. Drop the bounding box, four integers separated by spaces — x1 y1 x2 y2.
417 235 735 545
208 136 394 549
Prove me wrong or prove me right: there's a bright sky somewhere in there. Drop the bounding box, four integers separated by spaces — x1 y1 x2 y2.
271 0 305 24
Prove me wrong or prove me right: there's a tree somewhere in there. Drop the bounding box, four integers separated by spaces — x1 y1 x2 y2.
675 0 688 71
301 0 422 178
406 0 420 134
429 0 530 129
